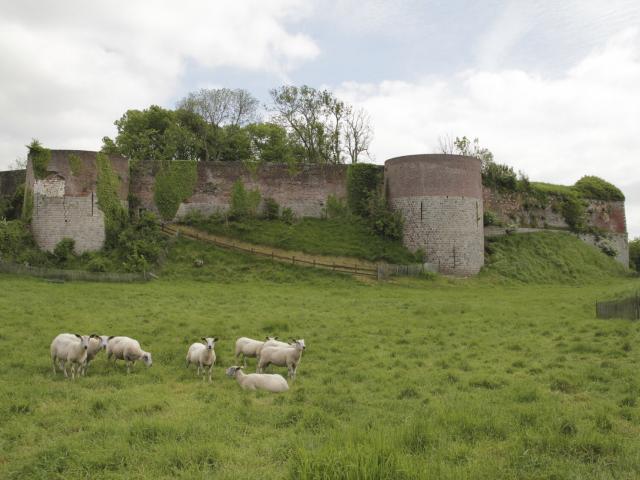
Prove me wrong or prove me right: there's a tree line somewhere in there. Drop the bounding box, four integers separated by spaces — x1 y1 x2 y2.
102 86 373 168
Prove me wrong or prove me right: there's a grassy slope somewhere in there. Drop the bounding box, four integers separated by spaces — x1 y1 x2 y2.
1 237 639 479
482 232 629 284
182 216 419 264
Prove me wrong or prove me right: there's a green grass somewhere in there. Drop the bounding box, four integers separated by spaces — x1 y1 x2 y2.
181 215 419 264
1 235 639 479
483 232 629 284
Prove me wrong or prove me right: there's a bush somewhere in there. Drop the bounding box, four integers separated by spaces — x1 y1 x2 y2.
86 255 111 272
262 197 279 219
281 207 295 225
574 176 624 201
229 180 260 219
367 191 403 240
53 238 75 263
630 238 640 271
597 239 618 257
561 193 587 232
27 139 51 180
323 194 349 219
483 210 500 226
347 164 382 216
153 161 198 221
482 162 517 191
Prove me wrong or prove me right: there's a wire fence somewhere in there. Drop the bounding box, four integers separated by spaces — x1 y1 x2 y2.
0 261 151 283
596 292 640 320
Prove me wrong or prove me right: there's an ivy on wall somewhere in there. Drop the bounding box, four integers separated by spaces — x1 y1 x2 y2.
153 161 198 221
68 154 83 176
28 140 51 180
22 187 33 223
346 164 382 216
96 152 127 246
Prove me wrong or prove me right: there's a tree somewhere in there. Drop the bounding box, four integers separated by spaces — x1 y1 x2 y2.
630 238 640 271
246 123 296 164
269 85 347 165
177 88 259 128
344 107 373 163
438 135 494 168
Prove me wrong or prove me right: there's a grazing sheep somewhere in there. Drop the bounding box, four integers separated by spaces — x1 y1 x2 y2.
186 337 218 382
257 337 290 355
106 336 152 373
81 335 109 376
50 333 91 379
235 336 277 367
226 366 289 393
257 339 306 380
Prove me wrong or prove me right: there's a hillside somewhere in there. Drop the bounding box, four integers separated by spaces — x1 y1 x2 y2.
482 231 629 284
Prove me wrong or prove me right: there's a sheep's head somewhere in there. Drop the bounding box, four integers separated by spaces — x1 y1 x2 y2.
75 334 91 351
226 366 243 377
201 337 218 350
265 336 278 341
142 352 153 367
90 334 109 350
291 339 306 351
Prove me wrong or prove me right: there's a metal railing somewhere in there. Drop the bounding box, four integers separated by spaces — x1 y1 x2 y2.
596 292 640 320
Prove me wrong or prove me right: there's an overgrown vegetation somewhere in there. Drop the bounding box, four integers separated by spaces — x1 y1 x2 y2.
68 153 83 176
346 163 381 216
27 139 51 180
629 238 640 271
229 179 261 219
96 152 128 245
153 160 198 220
574 176 625 201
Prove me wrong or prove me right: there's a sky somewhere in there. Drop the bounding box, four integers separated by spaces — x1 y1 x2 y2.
0 0 639 237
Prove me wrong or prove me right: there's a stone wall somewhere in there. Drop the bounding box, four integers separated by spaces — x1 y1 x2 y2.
26 150 128 253
385 154 484 276
131 162 350 219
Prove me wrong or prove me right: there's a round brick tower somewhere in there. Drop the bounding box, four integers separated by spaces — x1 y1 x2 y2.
384 154 484 276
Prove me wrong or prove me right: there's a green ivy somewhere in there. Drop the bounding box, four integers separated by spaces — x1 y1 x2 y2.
347 164 382 216
574 176 624 201
153 161 198 221
68 153 83 176
96 152 127 246
27 139 51 180
229 179 261 219
22 187 33 223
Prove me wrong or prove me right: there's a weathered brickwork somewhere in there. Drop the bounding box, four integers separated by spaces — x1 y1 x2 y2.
25 150 128 253
385 155 484 276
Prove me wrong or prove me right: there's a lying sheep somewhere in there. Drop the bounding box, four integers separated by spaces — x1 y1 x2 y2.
235 336 277 367
257 339 306 380
81 335 109 376
186 337 218 382
226 366 289 393
50 333 91 379
106 336 152 373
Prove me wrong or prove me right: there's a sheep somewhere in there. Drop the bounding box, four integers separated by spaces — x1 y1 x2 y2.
257 339 306 380
235 336 278 367
106 336 152 373
226 366 289 393
50 333 92 379
186 337 218 382
81 334 109 376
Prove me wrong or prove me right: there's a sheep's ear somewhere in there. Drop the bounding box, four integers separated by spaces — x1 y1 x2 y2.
74 334 82 339
201 337 207 342
213 337 218 342
239 366 244 370
274 336 279 340
90 333 98 338
108 336 115 340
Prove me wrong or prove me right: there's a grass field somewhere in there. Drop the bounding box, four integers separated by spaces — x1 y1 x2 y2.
1 235 639 479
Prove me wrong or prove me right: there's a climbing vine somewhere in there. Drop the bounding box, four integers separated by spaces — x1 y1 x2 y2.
96 152 127 246
68 153 83 176
28 139 51 180
346 163 382 216
153 161 198 221
22 187 33 223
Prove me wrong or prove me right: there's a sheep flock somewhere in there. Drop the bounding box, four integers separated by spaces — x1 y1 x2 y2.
49 333 305 393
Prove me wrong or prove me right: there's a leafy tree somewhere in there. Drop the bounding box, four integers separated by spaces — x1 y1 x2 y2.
630 238 640 271
246 123 296 164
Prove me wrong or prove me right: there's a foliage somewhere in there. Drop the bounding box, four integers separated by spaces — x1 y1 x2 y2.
482 231 628 283
280 207 295 225
229 180 261 219
68 153 83 176
183 215 416 263
628 238 640 271
27 139 51 179
323 194 349 219
261 197 280 220
366 190 403 240
0 183 25 220
21 186 33 223
153 161 198 221
0 220 49 265
483 210 500 226
53 238 76 264
440 135 494 167
246 122 297 165
114 212 165 271
177 88 259 128
96 153 128 247
346 163 382 216
596 239 618 258
561 193 588 232
574 176 625 201
482 162 518 192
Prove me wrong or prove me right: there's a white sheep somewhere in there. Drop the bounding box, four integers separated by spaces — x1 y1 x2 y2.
257 339 306 380
186 337 218 382
226 366 289 393
106 336 152 373
50 333 91 379
81 335 109 376
235 336 277 367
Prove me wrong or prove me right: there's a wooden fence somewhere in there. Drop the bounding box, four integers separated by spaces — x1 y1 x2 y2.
0 261 151 283
596 292 640 320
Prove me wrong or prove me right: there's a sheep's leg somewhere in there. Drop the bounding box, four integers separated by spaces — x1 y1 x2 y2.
242 354 247 368
126 361 131 374
51 356 57 375
208 365 212 383
62 360 68 378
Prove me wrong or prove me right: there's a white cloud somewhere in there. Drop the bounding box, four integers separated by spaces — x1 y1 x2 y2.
337 29 640 237
0 0 318 165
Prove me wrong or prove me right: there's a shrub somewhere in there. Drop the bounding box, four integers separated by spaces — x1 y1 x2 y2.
367 191 403 240
597 239 618 257
229 180 260 219
86 255 111 272
281 207 295 224
323 194 349 219
483 210 500 226
630 238 640 271
561 193 587 232
482 162 517 191
53 238 75 263
262 197 279 219
153 161 198 221
574 176 624 201
347 164 382 216
27 139 51 180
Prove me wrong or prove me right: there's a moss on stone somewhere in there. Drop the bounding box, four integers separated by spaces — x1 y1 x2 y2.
153 161 198 221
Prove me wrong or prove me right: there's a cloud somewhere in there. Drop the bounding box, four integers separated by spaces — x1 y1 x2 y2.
0 0 318 165
337 29 640 237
